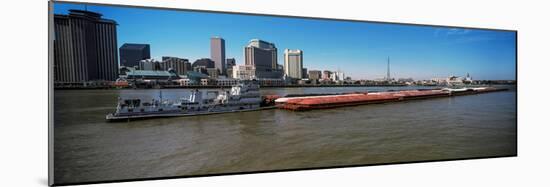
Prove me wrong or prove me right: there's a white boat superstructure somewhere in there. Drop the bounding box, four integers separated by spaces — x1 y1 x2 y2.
106 80 263 121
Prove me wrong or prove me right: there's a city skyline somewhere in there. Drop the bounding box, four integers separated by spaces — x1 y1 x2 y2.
53 3 516 80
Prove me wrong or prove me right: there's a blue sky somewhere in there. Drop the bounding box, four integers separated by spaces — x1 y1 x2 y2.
54 3 516 80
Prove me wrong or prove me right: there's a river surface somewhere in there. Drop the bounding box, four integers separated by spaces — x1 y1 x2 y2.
53 86 517 184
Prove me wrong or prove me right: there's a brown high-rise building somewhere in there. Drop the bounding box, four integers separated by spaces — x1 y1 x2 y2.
308 70 322 80
161 56 190 75
53 9 118 83
244 39 282 79
245 39 277 70
210 37 226 75
322 70 332 80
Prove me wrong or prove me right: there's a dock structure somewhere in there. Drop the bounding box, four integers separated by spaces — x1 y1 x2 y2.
275 87 508 111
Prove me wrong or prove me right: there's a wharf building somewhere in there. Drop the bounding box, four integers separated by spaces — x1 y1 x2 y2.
123 69 179 80
118 65 180 85
53 9 118 83
210 37 226 75
244 39 283 79
119 43 150 68
119 68 181 88
283 49 304 79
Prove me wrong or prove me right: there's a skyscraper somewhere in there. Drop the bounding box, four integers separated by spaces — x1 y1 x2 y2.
53 9 118 83
244 39 282 79
120 43 151 68
210 37 226 75
284 49 303 79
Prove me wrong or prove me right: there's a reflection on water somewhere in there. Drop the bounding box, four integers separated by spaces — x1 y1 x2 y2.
53 86 517 184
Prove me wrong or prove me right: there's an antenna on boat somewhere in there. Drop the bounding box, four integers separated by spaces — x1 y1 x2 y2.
159 90 163 102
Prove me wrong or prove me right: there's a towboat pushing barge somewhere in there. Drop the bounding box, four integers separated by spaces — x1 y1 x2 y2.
106 80 271 121
106 83 508 121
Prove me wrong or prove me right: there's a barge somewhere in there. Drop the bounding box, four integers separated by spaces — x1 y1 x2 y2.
106 83 509 121
275 87 508 111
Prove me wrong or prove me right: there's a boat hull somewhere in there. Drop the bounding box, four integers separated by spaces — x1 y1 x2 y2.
106 106 276 122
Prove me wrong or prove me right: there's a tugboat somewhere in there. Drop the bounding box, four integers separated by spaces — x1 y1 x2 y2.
106 80 266 121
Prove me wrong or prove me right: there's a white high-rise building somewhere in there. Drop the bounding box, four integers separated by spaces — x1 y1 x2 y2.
284 49 303 79
336 71 345 81
329 70 345 81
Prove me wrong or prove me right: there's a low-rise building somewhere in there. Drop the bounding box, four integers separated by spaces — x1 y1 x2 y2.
207 68 220 78
258 78 285 86
233 65 256 80
178 78 191 86
215 78 239 86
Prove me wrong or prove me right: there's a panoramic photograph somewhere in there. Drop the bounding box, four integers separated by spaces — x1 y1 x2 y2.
51 1 517 185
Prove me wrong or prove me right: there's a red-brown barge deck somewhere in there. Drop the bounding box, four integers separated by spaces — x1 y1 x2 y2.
275 87 508 111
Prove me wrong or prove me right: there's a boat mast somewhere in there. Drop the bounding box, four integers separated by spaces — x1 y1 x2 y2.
159 90 163 102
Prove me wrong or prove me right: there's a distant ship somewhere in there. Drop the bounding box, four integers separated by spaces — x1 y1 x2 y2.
106 80 270 121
